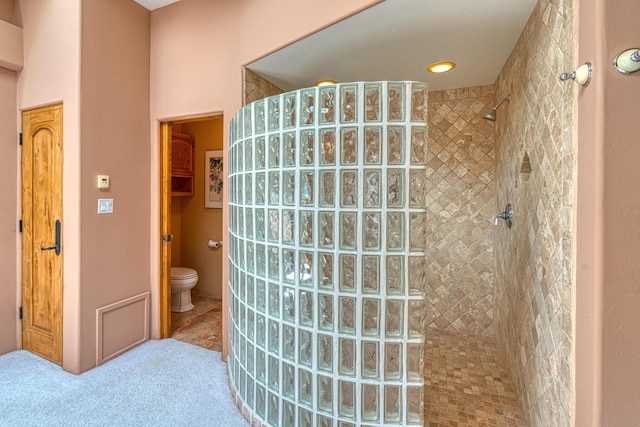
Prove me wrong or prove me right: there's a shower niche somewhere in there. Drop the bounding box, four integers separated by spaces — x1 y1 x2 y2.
228 81 429 426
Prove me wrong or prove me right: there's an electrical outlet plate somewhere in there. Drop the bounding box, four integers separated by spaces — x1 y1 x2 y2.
97 175 110 189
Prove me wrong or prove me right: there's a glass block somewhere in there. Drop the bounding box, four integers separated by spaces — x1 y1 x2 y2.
408 256 425 296
386 300 404 338
299 408 313 427
318 415 333 427
268 209 279 243
340 128 358 165
255 172 266 205
339 380 355 419
364 127 382 165
283 249 295 283
364 170 381 208
246 207 254 240
299 330 312 367
299 211 314 247
268 319 280 355
268 171 280 205
410 127 427 165
339 338 355 376
283 400 295 427
300 129 315 166
384 385 402 423
283 171 295 206
364 83 381 122
283 361 295 399
268 355 280 391
340 171 357 208
407 343 424 382
268 246 279 280
339 254 356 292
340 213 357 250
319 129 336 165
268 134 280 168
282 210 295 245
319 211 334 249
409 169 426 208
256 279 266 313
387 170 404 208
267 95 280 131
362 255 379 293
300 171 314 206
362 383 380 422
256 348 266 383
340 84 357 123
243 104 252 138
247 375 255 407
256 314 266 348
411 83 428 122
339 296 356 334
283 131 296 167
385 343 403 380
339 423 355 427
268 282 280 318
319 253 334 290
283 92 296 128
247 309 255 341
318 334 333 372
388 83 405 122
409 212 427 251
362 298 380 336
363 212 381 250
319 170 335 207
245 174 254 205
387 255 404 295
238 209 245 238
299 251 313 287
408 299 425 339
298 369 313 407
256 384 266 418
406 386 423 425
256 210 266 242
387 127 405 165
283 324 295 361
245 139 254 174
255 136 266 169
283 287 295 322
318 293 334 331
387 212 405 251
301 89 315 126
318 374 333 414
362 341 379 379
319 86 336 124
299 290 313 327
268 392 279 426
255 100 266 134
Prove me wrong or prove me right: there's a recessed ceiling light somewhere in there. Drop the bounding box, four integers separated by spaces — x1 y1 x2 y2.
428 62 456 73
315 80 337 86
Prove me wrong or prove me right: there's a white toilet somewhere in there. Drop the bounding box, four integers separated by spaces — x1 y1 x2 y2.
171 267 198 313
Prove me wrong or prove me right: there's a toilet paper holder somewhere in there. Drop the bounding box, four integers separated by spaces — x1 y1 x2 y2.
207 240 223 248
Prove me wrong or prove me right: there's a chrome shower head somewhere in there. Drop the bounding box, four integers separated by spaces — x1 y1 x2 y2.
483 95 511 121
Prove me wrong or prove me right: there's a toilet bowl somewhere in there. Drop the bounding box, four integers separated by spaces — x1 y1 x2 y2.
171 267 198 312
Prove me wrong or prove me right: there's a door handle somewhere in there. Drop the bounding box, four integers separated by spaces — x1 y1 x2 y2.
162 233 174 243
41 219 61 256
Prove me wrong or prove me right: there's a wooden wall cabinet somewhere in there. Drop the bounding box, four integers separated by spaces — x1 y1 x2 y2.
171 132 195 196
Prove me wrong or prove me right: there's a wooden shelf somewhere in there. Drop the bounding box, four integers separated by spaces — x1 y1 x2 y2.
171 132 195 196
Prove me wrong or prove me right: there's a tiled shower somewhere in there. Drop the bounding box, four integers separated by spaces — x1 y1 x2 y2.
228 81 429 426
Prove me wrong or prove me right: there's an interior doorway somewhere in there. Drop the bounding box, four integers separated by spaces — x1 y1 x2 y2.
159 114 225 351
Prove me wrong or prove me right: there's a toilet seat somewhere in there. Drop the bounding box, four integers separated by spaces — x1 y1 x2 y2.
171 267 197 281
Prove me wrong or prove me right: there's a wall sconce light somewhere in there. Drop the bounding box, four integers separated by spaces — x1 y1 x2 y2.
613 48 640 74
559 62 593 86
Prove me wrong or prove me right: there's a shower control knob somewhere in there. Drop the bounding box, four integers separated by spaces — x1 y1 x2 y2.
494 203 514 228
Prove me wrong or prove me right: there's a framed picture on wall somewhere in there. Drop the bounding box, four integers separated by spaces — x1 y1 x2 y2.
205 150 223 208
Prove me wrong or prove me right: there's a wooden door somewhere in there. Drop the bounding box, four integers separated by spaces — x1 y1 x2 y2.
21 104 64 365
159 122 172 337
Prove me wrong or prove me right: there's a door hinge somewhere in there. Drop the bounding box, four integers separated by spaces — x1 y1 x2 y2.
18 220 22 233
19 132 22 146
19 307 22 320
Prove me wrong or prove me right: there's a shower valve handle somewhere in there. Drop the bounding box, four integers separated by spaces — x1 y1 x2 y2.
494 204 514 228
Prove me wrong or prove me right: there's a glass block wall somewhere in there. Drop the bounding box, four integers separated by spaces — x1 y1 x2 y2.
228 81 429 427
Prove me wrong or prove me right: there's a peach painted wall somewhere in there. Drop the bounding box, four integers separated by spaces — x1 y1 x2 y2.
0 67 17 355
79 0 150 373
16 0 83 373
576 0 640 424
0 0 14 23
148 0 382 355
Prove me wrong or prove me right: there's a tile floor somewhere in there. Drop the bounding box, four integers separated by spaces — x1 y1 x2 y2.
173 295 526 426
171 291 223 352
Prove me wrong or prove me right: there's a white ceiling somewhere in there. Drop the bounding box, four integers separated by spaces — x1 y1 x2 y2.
134 0 180 11
247 0 537 92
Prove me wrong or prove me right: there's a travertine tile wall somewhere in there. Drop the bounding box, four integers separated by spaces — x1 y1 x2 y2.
426 86 496 336
493 0 574 425
244 68 284 105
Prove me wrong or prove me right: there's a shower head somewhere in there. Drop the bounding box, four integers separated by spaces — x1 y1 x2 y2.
483 95 511 121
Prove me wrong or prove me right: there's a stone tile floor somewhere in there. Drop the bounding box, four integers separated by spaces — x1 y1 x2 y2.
173 295 526 426
171 291 223 352
424 329 527 426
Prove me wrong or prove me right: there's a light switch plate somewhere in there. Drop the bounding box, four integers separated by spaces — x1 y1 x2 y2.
97 175 110 189
98 198 113 214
